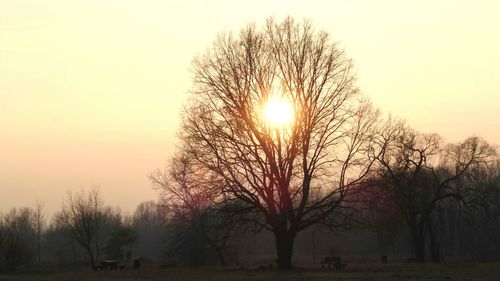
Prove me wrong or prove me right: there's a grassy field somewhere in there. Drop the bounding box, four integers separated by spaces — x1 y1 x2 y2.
1 262 499 281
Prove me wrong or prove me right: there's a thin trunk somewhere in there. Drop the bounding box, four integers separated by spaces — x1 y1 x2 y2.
95 234 99 265
203 228 227 267
414 235 425 262
408 220 426 262
86 247 96 270
37 236 41 263
428 222 441 263
216 248 227 266
311 227 316 262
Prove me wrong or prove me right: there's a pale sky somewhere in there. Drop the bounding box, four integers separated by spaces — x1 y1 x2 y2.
1 0 499 216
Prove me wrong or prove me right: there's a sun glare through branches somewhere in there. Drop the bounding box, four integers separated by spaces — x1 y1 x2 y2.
262 95 294 129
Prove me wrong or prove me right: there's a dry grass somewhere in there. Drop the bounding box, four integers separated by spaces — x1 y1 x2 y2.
1 262 499 281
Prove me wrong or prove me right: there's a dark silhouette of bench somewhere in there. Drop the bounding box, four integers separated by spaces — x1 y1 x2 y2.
97 260 124 270
320 256 346 270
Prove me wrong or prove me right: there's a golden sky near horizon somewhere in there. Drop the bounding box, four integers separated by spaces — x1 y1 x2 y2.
1 0 499 216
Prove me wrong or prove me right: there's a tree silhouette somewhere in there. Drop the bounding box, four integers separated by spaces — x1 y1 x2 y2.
0 208 37 271
58 189 104 269
178 17 379 269
373 121 497 262
33 200 46 264
152 153 241 266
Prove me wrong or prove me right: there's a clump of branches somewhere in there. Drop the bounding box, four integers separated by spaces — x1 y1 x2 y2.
0 207 38 271
370 120 497 262
151 153 244 266
56 189 136 269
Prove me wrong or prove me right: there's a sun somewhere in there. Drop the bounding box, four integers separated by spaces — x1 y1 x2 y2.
263 95 294 128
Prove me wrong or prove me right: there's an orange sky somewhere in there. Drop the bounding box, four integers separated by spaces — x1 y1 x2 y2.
1 0 499 216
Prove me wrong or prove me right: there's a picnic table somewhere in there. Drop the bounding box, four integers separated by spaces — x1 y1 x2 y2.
320 256 346 270
98 260 124 270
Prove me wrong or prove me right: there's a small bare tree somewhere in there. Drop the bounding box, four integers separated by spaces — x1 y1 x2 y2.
59 189 103 269
178 17 379 268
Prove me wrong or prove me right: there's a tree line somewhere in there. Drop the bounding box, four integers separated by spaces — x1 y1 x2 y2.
1 150 499 272
0 194 167 271
153 17 499 268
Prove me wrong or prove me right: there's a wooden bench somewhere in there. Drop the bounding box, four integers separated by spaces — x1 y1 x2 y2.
320 256 346 270
100 260 123 270
93 261 124 271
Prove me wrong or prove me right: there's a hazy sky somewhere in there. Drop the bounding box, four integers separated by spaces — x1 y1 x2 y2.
1 0 499 216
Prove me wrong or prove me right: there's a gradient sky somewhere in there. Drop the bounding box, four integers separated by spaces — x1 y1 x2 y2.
1 0 499 216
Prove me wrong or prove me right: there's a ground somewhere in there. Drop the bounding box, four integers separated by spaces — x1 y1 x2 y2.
1 262 499 281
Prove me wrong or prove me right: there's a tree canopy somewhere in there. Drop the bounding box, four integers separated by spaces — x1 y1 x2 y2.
176 17 379 268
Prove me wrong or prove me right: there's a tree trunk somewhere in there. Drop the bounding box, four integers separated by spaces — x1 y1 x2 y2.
37 237 41 263
428 223 441 263
311 227 317 262
204 231 227 266
86 247 96 270
216 248 227 266
408 223 426 262
414 235 426 262
274 230 296 269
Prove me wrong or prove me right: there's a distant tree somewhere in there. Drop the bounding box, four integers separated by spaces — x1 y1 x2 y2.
176 17 379 268
97 206 132 261
59 189 104 269
104 223 137 261
45 214 87 266
373 121 497 262
131 201 168 259
351 179 405 256
58 190 134 268
0 207 37 271
33 200 46 264
133 201 168 226
151 153 240 266
459 160 500 260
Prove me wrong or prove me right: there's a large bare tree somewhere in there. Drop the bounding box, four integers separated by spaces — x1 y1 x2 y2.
178 17 379 268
